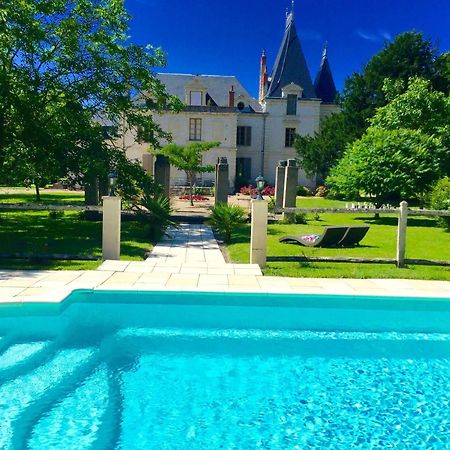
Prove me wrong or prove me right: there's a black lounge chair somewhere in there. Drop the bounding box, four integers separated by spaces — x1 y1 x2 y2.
279 226 349 247
337 226 370 246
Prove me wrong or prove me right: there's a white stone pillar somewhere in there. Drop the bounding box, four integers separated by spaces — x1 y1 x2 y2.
396 201 408 268
102 196 122 260
250 199 268 268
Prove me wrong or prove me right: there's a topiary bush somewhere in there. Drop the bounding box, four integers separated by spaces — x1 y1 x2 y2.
430 177 450 229
208 204 247 243
297 185 312 196
315 185 329 197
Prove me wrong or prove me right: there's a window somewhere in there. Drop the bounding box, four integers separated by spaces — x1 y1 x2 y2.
236 126 252 146
102 126 119 139
286 94 297 115
136 125 150 143
285 128 296 147
189 91 202 106
237 101 245 111
189 118 202 141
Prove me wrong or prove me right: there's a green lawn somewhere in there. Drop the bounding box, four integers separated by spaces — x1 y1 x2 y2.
227 197 450 280
0 210 152 270
0 190 85 205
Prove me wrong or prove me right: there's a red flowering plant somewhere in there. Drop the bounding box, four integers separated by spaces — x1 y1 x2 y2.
239 184 275 199
179 195 209 201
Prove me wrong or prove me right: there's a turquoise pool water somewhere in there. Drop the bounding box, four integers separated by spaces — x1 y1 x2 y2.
0 290 450 448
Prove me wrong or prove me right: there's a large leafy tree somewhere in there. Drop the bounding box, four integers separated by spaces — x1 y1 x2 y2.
0 0 179 200
340 31 447 134
370 77 450 174
295 32 449 185
326 128 444 207
155 141 220 206
294 112 358 184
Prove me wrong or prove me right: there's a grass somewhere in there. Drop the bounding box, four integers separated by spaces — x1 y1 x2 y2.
0 190 85 205
0 210 153 270
227 197 450 280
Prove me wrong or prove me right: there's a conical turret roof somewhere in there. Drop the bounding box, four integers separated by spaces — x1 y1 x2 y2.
314 44 337 103
266 12 316 98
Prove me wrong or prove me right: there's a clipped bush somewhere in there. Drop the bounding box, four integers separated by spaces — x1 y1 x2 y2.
48 210 64 219
430 177 450 229
279 212 307 225
315 185 329 197
297 185 312 196
208 203 247 243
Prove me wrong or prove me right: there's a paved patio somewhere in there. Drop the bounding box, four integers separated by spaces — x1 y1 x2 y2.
0 223 449 303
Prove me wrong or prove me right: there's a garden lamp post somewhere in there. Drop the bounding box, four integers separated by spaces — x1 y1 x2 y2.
108 171 118 197
255 175 265 200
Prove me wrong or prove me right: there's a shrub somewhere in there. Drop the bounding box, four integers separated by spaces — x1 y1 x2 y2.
239 184 256 196
315 185 329 197
208 204 247 243
262 185 275 196
78 210 101 221
48 210 64 219
279 212 307 224
131 185 177 241
430 177 450 229
297 185 312 196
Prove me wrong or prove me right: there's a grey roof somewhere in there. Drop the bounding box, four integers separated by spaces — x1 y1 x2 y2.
157 73 262 112
314 47 337 103
267 13 316 98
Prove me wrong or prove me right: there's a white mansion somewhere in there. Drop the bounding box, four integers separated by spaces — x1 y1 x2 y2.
126 9 339 189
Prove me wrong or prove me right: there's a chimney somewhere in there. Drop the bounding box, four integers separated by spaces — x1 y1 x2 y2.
259 49 268 102
229 85 235 107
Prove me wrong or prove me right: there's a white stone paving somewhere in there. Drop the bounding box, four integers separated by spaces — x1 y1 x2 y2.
0 223 449 303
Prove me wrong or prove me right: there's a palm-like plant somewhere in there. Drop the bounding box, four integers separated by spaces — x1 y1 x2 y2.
208 204 246 243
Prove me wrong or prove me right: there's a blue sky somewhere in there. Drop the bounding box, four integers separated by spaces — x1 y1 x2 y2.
126 0 450 98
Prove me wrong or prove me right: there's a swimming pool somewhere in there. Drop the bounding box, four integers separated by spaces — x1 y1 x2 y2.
1 290 450 448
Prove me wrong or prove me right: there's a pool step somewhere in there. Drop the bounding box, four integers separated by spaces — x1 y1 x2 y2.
27 366 110 449
0 342 49 372
114 327 450 360
0 348 95 449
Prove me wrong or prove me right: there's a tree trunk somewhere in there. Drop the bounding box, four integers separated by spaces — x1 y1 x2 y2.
84 174 99 205
189 176 194 206
35 183 40 201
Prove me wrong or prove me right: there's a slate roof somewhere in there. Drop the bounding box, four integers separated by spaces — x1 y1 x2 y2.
156 73 262 112
266 13 316 99
314 47 337 103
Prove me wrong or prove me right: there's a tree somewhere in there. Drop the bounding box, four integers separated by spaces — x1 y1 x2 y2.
370 77 450 175
340 32 447 139
326 128 444 207
294 112 357 184
0 0 180 200
155 141 220 206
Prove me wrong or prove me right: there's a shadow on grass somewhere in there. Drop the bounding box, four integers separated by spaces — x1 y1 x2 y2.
0 212 151 259
0 193 84 205
354 216 437 228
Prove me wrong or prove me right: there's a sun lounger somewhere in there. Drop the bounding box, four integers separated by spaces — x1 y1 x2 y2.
337 226 370 246
279 226 349 247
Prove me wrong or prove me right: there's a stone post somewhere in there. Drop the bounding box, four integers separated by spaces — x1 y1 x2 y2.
142 153 154 175
275 160 287 209
102 196 122 260
396 201 408 268
154 155 170 198
250 199 268 268
215 157 229 205
282 159 298 221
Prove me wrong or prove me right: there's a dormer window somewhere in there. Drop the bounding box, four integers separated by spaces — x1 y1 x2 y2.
189 91 202 106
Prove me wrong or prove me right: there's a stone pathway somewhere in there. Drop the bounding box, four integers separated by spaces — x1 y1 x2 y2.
0 223 449 303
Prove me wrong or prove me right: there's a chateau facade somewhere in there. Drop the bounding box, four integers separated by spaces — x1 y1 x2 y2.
126 8 339 189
